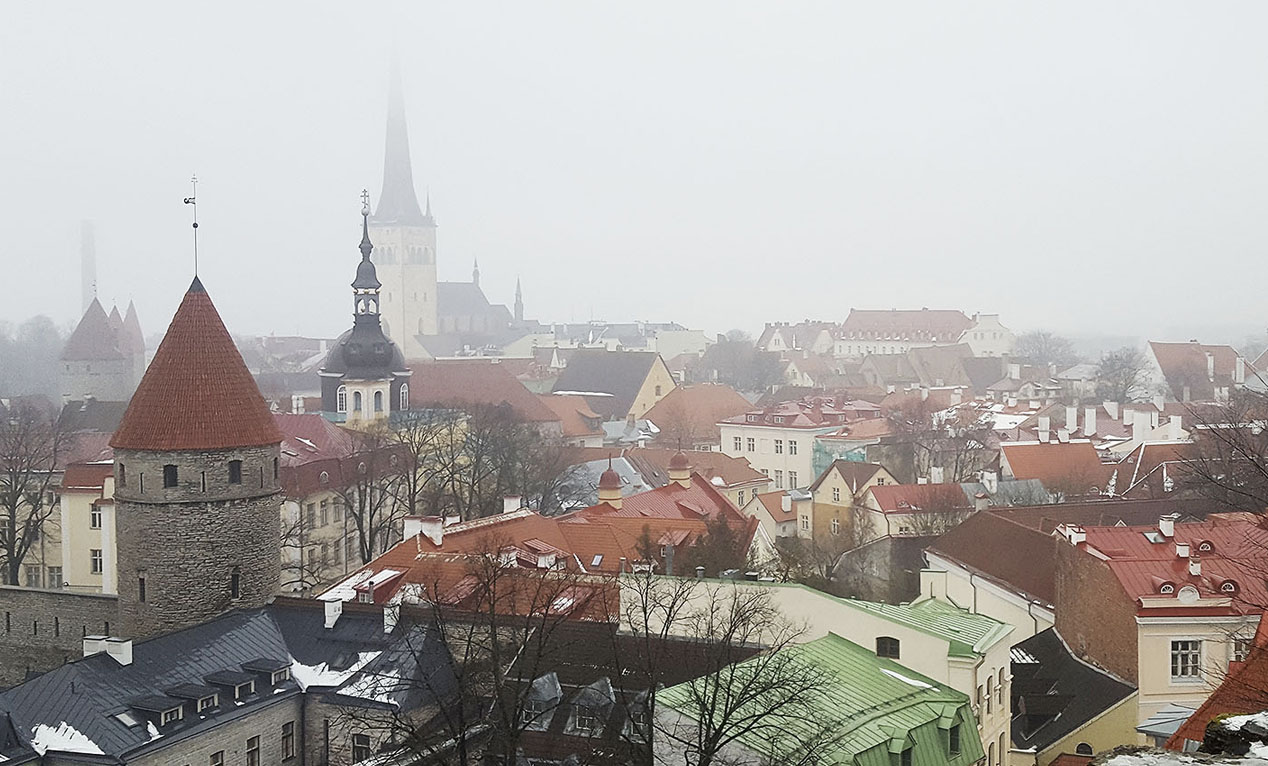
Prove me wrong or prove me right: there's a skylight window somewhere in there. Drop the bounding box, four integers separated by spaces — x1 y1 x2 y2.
591 554 603 568
114 711 141 727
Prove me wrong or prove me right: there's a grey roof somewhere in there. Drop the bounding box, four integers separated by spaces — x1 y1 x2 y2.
0 602 455 761
552 349 665 419
58 399 131 433
958 479 1054 506
437 281 493 317
1011 628 1135 753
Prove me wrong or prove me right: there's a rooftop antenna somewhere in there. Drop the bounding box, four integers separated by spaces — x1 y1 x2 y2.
183 174 199 275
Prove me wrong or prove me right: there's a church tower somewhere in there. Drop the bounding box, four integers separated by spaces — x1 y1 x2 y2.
320 194 412 428
110 277 282 638
370 60 437 359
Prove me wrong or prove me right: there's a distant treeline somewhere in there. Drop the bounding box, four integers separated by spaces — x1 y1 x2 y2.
0 317 65 400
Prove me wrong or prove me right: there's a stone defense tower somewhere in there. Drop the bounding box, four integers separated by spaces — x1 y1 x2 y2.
371 60 438 359
110 277 283 638
60 298 145 402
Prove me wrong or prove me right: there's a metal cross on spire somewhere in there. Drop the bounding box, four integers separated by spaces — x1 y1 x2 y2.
183 174 199 275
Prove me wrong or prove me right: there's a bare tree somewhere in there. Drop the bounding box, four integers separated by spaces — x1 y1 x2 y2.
331 424 408 565
645 584 845 766
0 402 66 585
1014 330 1077 368
1180 390 1268 513
887 397 994 483
1096 346 1151 402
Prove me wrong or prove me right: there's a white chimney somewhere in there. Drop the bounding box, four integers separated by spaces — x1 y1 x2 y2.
104 637 133 666
930 466 945 484
922 569 949 602
1065 526 1086 545
324 598 343 629
1066 406 1078 431
1159 514 1177 538
917 476 929 485
981 470 998 494
1038 415 1051 442
383 603 400 634
1104 401 1118 420
1153 394 1165 412
1085 407 1097 436
1176 541 1190 558
1169 415 1183 440
404 516 444 546
781 494 792 512
1056 428 1070 443
1008 363 1021 380
1206 352 1215 381
83 635 108 657
1236 357 1246 385
1189 555 1202 577
503 496 523 514
291 394 305 414
1133 411 1153 442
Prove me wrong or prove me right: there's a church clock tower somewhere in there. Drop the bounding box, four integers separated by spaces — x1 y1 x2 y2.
370 61 437 359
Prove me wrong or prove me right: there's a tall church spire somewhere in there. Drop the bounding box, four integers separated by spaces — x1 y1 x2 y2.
472 257 480 287
375 57 428 226
514 277 524 324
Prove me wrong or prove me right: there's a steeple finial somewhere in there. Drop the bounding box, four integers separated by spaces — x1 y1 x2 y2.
183 174 199 276
472 257 480 287
359 189 374 261
514 276 524 324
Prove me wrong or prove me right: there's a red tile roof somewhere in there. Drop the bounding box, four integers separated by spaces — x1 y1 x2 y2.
753 490 797 522
1167 612 1268 748
407 360 560 423
1074 516 1268 616
537 394 604 438
60 462 115 491
110 278 282 451
865 482 973 514
644 384 752 446
927 511 1059 605
560 446 767 488
1000 441 1111 495
840 309 972 342
564 471 745 521
1150 341 1248 401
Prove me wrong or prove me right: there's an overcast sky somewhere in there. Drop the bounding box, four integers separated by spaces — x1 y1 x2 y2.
2 2 1266 344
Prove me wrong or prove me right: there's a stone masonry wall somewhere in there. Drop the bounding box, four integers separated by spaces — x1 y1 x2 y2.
115 445 282 638
1054 541 1140 683
125 695 302 766
0 586 118 685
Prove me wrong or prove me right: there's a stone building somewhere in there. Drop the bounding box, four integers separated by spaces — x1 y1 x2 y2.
59 298 145 402
109 277 284 638
0 276 285 684
319 198 412 428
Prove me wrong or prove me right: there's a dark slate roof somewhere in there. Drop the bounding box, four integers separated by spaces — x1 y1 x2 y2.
0 602 455 761
552 349 666 420
1010 628 1135 753
58 399 130 434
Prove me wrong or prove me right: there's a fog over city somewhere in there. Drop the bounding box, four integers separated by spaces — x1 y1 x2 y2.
3 2 1267 342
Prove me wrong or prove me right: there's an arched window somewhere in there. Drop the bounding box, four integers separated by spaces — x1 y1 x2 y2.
876 636 900 659
319 471 329 486
374 391 383 413
353 391 363 413
1075 744 1093 756
336 385 347 413
399 383 409 411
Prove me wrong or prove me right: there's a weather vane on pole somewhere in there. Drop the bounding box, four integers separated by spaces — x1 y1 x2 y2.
183 174 199 275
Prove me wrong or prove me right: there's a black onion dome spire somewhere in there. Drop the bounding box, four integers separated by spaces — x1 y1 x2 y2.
352 198 381 291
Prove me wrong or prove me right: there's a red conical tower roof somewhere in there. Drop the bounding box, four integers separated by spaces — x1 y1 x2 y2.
111 278 282 451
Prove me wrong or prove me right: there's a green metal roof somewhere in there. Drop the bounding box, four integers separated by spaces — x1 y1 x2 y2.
707 579 1012 658
658 632 985 766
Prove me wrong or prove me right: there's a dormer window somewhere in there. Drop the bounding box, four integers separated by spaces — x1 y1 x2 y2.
1160 583 1175 594
235 681 255 700
1198 541 1214 553
574 706 601 735
358 591 373 604
1221 580 1239 594
161 706 184 726
197 694 218 712
271 668 291 685
319 471 330 485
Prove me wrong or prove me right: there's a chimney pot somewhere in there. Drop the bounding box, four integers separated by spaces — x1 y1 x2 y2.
1176 541 1190 558
103 637 133 666
1189 555 1202 577
324 598 343 629
1159 514 1177 538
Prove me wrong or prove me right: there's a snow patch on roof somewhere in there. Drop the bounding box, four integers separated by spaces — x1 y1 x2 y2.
881 668 935 689
291 651 382 691
30 722 104 756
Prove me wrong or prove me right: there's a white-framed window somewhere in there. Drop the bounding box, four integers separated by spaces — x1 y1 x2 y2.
197 694 218 712
774 439 784 454
832 486 841 503
90 508 102 529
746 438 755 452
24 565 41 588
352 733 372 761
737 489 745 505
522 698 546 724
210 751 224 766
774 470 783 489
1234 637 1253 664
336 385 347 413
831 517 840 535
733 437 742 451
788 440 798 455
320 499 329 526
788 471 798 488
574 706 601 734
90 549 103 574
399 383 409 411
800 515 809 531
1171 640 1201 679
282 721 296 760
161 706 183 726
47 567 63 589
246 735 260 766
